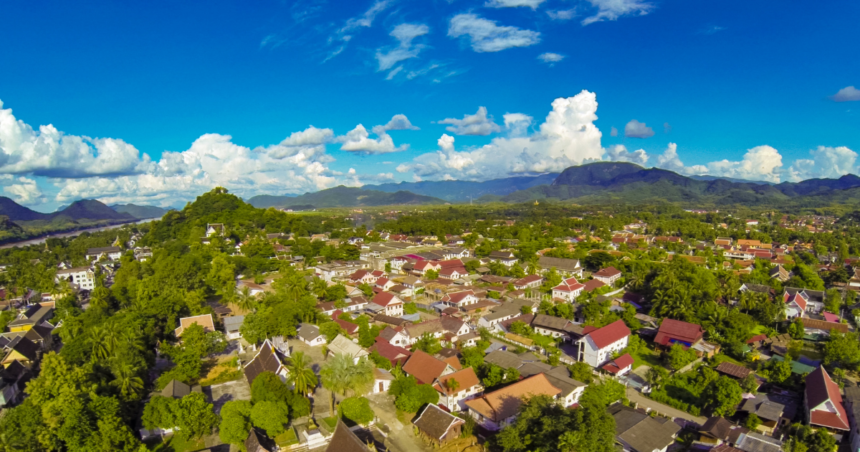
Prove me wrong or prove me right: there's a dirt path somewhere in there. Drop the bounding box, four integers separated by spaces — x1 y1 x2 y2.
365 393 433 452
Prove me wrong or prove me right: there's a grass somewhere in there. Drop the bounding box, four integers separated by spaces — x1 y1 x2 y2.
275 427 299 447
711 353 744 366
199 356 242 386
630 345 663 369
751 325 769 335
322 416 338 430
145 435 206 452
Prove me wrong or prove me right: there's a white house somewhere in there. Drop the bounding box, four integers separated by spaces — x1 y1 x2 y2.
85 246 123 261
298 323 325 347
327 335 369 364
433 367 483 412
373 368 395 394
577 319 630 368
488 251 517 267
371 292 404 317
223 316 245 340
783 289 825 319
206 223 225 237
552 277 585 302
378 326 410 347
465 374 562 431
56 266 95 291
592 267 622 285
375 277 396 291
440 290 479 308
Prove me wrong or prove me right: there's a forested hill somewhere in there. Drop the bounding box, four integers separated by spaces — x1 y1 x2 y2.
110 204 170 219
495 162 860 206
246 186 444 209
366 173 559 202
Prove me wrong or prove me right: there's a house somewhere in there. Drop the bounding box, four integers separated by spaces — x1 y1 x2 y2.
161 379 203 398
0 361 31 407
513 274 543 290
403 350 457 385
552 277 586 302
334 318 359 336
377 326 410 347
134 247 153 262
433 367 483 412
327 335 369 364
488 250 518 267
438 265 468 280
530 314 583 343
783 292 808 320
326 420 373 452
583 279 606 293
805 366 849 432
593 267 622 285
1 322 54 351
735 432 783 452
609 404 682 452
714 362 754 381
243 339 289 387
85 246 123 261
537 256 583 278
206 223 226 237
783 288 825 318
298 323 326 347
244 428 277 452
465 374 562 431
413 404 466 446
373 368 395 394
174 314 216 337
440 290 479 308
370 337 412 367
737 395 784 435
1 336 40 368
800 318 849 339
602 354 634 376
223 315 245 340
348 269 378 285
375 277 395 291
769 265 791 282
577 319 630 368
653 319 704 350
317 296 369 316
6 305 53 332
56 266 95 291
370 292 404 317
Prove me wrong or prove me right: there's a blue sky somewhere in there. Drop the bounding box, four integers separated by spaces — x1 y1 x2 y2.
0 0 857 211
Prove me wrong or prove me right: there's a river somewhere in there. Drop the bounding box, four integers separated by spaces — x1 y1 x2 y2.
0 218 160 250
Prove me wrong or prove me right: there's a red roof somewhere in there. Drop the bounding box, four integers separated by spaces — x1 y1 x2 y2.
403 350 449 384
376 277 390 286
593 267 621 278
439 259 464 268
583 279 606 292
370 337 412 366
372 292 402 307
334 318 359 335
784 292 807 311
439 267 467 277
349 270 369 280
514 274 543 286
746 334 767 344
587 319 630 349
654 319 703 347
823 312 840 323
441 290 475 305
806 367 849 430
602 353 634 374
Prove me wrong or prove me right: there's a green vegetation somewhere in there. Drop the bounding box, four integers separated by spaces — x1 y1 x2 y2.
247 186 445 209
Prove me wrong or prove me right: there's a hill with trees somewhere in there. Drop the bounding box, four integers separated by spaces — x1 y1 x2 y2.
246 186 445 209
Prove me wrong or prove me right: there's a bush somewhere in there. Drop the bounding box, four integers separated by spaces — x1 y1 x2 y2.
339 397 375 425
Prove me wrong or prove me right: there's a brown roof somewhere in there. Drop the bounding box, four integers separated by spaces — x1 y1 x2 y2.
175 314 215 337
800 318 849 334
413 404 464 440
593 266 621 278
583 279 606 292
654 319 703 347
243 340 284 387
326 420 371 452
714 362 753 380
433 367 480 396
369 337 412 366
465 374 561 423
403 350 450 385
699 417 737 440
806 367 849 430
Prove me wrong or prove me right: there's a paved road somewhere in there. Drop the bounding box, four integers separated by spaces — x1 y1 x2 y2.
366 393 432 452
626 388 708 426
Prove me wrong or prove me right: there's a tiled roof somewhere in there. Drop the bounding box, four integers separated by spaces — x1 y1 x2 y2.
583 279 606 292
372 292 401 307
403 350 450 384
326 420 371 452
806 366 849 430
714 362 753 379
586 319 630 349
334 318 359 335
433 367 480 396
594 267 621 278
175 314 215 336
413 404 464 441
441 290 475 305
465 374 561 423
800 318 849 334
514 274 543 286
602 354 634 374
243 340 284 387
654 319 704 347
370 337 412 366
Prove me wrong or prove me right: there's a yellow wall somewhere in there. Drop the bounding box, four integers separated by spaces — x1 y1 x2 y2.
9 324 32 332
2 350 27 367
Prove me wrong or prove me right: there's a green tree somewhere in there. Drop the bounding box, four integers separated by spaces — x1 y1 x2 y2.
412 333 442 355
823 332 860 370
568 362 595 384
218 400 253 447
704 376 743 417
320 354 375 413
745 413 761 430
389 374 439 413
339 397 375 425
667 344 696 371
174 392 220 440
320 321 347 343
251 400 290 436
286 351 318 395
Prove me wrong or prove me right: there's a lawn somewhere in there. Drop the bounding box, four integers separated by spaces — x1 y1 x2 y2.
630 346 662 369
322 416 338 430
711 353 744 366
275 427 299 447
751 325 769 335
145 435 206 452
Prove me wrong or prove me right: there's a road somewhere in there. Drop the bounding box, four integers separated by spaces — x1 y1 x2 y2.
626 388 708 426
365 393 433 452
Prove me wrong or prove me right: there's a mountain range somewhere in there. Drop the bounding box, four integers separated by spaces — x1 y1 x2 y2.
247 186 444 209
110 204 171 219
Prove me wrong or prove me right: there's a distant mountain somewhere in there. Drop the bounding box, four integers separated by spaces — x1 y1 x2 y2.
111 204 170 219
689 175 773 185
497 162 860 206
52 200 135 221
367 173 559 202
247 186 445 209
0 197 50 221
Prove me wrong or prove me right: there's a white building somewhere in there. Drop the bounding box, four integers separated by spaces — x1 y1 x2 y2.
56 266 95 291
577 319 630 368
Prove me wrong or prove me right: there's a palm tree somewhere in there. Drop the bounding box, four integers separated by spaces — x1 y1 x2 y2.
445 378 460 393
310 277 328 299
235 286 256 313
111 363 144 401
287 351 318 396
92 321 122 360
320 354 374 413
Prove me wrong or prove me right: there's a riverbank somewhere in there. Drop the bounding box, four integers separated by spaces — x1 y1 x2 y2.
0 217 160 249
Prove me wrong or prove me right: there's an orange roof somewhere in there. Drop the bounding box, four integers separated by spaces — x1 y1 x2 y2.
434 367 480 396
465 374 561 422
403 350 450 385
175 314 215 337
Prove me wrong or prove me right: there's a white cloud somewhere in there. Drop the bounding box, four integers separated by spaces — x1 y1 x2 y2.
705 145 783 183
485 0 546 9
503 113 533 137
832 86 860 102
581 0 653 26
448 14 540 53
2 176 45 205
655 143 706 175
787 146 858 181
538 53 565 65
375 114 419 132
606 145 648 165
341 0 392 33
439 107 502 136
624 119 654 138
0 100 151 178
399 90 605 180
547 9 576 20
376 23 430 72
386 66 404 80
339 125 409 154
610 126 618 137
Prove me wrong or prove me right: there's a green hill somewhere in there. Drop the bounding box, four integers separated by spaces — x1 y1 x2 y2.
111 204 170 219
367 173 559 202
55 200 135 221
247 186 445 209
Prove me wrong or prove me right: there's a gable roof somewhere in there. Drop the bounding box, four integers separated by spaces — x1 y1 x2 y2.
298 323 322 341
369 337 412 366
800 318 849 334
514 274 543 286
243 340 285 387
714 362 753 379
483 350 523 369
403 350 450 385
175 314 216 337
334 318 359 335
328 335 368 359
371 292 401 307
602 354 634 374
586 319 631 349
594 267 621 278
465 374 561 423
583 279 606 292
413 404 465 440
784 292 807 311
3 336 39 361
654 319 704 347
806 366 849 430
433 367 480 396
537 256 581 272
611 404 682 452
326 420 371 452
441 290 475 305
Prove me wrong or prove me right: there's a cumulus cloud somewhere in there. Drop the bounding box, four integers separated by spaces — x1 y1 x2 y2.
339 125 409 154
268 126 334 159
375 114 420 132
503 113 533 137
606 145 648 165
538 53 565 65
581 0 653 26
485 0 546 9
376 23 430 73
448 14 540 53
787 146 858 181
399 90 605 180
547 9 576 20
832 86 860 102
624 119 654 138
0 100 151 178
705 145 783 183
1 176 45 205
439 107 502 136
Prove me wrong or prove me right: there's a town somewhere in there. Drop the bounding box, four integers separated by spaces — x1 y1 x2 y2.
1 188 859 452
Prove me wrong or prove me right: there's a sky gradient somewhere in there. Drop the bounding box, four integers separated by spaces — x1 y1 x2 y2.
0 0 857 211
